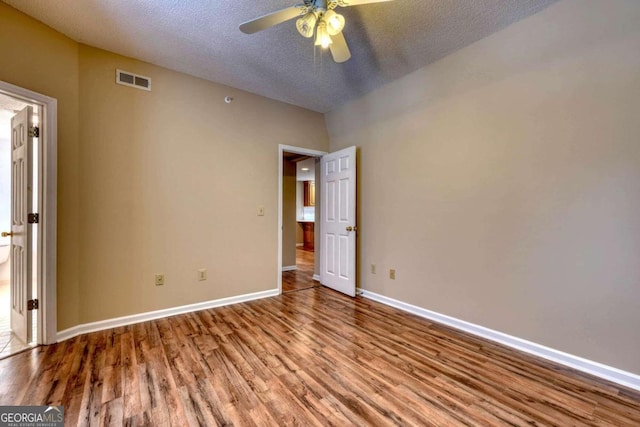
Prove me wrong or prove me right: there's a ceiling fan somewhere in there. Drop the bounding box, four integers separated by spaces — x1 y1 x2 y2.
239 0 394 63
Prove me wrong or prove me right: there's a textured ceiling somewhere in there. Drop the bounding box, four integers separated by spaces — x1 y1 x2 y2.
4 0 557 113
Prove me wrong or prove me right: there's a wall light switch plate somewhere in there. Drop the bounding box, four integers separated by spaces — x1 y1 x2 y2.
371 264 376 274
389 269 396 280
258 206 265 216
198 269 207 281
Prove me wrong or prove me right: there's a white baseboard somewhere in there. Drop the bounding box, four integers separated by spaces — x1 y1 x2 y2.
282 265 297 272
296 243 304 247
361 290 640 392
313 274 320 282
57 289 279 342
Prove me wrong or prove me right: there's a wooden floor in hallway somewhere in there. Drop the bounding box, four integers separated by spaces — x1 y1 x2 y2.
0 286 639 426
282 246 318 293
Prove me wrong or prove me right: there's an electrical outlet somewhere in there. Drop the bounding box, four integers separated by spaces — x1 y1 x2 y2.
371 264 376 274
258 205 265 216
389 269 396 280
198 268 207 281
155 274 165 286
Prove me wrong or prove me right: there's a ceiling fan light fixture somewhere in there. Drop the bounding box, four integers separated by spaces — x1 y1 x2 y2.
324 10 345 36
296 12 317 38
315 23 333 49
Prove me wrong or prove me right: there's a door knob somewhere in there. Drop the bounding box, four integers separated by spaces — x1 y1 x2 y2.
1 231 12 237
346 226 357 232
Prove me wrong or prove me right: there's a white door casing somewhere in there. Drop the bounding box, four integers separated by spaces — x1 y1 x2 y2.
0 80 57 345
320 146 356 297
10 106 34 343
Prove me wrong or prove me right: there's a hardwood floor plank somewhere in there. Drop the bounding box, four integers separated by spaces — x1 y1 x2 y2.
61 335 95 426
0 287 638 426
0 346 45 404
123 411 152 427
100 396 124 427
282 247 318 293
19 340 70 405
120 330 142 419
146 346 188 427
177 380 231 427
131 323 148 365
101 364 122 405
76 331 107 426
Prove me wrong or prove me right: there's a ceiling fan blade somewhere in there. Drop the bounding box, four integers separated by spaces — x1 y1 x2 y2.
239 6 302 34
340 0 394 6
329 32 351 63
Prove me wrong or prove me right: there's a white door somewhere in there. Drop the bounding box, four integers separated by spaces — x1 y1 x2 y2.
320 146 356 296
9 106 34 344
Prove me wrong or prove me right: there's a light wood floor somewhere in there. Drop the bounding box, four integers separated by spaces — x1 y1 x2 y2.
0 287 639 426
282 247 318 293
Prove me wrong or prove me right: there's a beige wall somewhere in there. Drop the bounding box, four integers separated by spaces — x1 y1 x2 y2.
77 45 328 323
326 0 640 374
0 3 81 330
282 159 297 267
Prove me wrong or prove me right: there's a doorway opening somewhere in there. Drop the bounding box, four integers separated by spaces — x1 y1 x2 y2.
278 145 326 294
0 81 58 356
278 144 358 297
282 153 319 293
0 94 39 357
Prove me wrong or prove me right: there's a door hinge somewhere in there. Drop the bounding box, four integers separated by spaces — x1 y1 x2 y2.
28 126 39 138
28 299 39 310
28 213 39 224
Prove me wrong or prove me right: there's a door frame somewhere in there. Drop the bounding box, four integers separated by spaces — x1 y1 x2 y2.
277 144 327 294
0 80 57 345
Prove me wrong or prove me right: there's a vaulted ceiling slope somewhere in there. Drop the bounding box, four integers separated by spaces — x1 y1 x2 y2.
4 0 558 113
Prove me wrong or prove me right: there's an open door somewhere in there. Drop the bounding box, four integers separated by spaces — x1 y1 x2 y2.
9 106 34 344
320 146 356 297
